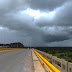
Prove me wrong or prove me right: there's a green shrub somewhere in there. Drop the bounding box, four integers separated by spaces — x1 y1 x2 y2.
59 53 64 57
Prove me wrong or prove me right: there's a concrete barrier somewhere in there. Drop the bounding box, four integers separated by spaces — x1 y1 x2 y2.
33 49 61 72
35 49 72 72
52 56 62 71
68 62 72 72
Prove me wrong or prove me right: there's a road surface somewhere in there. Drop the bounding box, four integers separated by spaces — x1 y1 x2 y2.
0 49 34 72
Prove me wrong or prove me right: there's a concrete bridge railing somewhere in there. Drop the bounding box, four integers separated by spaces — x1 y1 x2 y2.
35 49 72 72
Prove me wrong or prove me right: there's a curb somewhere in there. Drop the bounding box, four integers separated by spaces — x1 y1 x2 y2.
32 50 45 72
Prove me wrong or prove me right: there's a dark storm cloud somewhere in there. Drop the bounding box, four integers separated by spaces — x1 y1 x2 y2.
0 12 33 31
0 0 72 46
54 1 72 26
43 34 69 42
41 26 71 43
30 0 68 11
47 39 72 47
0 0 30 16
35 0 72 27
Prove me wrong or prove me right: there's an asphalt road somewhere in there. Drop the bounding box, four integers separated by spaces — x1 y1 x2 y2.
0 49 34 72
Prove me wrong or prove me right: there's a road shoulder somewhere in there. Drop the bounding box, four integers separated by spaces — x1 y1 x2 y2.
32 50 45 72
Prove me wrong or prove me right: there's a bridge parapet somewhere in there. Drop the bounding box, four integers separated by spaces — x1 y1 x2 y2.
35 49 72 72
68 62 72 72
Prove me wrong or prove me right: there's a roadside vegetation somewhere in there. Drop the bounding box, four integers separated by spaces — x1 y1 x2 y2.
34 47 72 63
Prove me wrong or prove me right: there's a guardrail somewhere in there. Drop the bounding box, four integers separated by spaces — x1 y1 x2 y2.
32 49 61 72
34 49 72 72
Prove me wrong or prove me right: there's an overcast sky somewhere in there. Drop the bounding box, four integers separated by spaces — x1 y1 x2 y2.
0 0 72 47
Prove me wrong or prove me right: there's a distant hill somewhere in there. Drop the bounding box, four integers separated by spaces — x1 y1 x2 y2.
0 42 24 48
9 42 24 48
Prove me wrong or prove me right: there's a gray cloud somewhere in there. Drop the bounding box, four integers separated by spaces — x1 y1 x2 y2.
0 0 72 46
30 0 68 11
35 0 72 27
47 39 72 47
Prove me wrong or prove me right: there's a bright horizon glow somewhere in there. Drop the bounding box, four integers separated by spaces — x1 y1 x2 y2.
21 8 55 19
